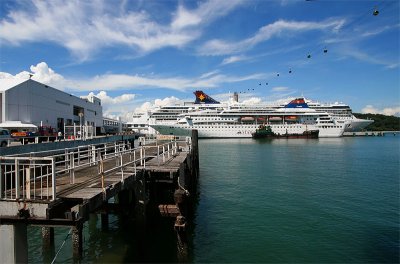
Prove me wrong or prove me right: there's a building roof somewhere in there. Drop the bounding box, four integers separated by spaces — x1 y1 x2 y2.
0 78 28 92
0 121 38 129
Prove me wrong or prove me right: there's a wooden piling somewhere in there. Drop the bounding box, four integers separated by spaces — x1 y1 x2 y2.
72 222 83 259
41 226 54 249
0 223 28 263
101 211 109 231
134 170 147 229
41 226 55 263
175 215 188 262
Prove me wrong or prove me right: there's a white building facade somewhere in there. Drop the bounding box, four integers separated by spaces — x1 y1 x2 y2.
0 79 103 132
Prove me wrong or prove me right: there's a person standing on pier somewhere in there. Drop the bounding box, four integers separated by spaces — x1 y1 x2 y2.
58 131 63 141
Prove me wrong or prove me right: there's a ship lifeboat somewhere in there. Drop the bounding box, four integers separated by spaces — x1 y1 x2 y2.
241 117 255 122
285 116 297 121
269 116 282 121
257 117 266 122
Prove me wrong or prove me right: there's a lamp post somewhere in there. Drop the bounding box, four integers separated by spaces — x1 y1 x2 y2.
78 112 83 139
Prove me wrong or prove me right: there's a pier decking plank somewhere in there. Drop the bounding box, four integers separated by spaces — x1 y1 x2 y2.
139 151 187 172
64 188 103 199
55 151 187 201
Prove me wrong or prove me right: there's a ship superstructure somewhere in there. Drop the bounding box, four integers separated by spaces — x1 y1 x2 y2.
302 99 374 132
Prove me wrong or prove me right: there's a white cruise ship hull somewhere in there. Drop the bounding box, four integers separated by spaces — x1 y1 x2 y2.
151 123 344 138
342 118 374 132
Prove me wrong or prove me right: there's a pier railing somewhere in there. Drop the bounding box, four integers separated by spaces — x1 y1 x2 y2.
0 139 186 202
141 141 179 166
0 156 55 200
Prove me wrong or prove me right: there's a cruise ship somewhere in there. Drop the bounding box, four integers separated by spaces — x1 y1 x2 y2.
303 100 374 132
133 91 373 135
150 98 348 138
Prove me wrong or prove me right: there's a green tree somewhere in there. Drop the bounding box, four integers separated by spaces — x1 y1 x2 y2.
353 113 400 131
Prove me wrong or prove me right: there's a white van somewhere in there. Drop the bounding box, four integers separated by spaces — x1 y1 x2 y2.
0 128 11 147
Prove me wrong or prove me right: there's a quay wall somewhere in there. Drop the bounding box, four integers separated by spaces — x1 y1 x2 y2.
343 131 398 137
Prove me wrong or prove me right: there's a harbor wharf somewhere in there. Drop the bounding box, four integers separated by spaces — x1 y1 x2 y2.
0 131 199 263
343 131 399 137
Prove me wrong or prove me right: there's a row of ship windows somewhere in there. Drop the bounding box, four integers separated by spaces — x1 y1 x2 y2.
193 126 306 129
271 126 304 129
158 117 335 121
189 125 341 129
194 126 252 129
196 118 236 120
193 117 320 121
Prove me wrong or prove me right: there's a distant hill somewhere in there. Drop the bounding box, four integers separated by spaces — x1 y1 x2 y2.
354 113 400 131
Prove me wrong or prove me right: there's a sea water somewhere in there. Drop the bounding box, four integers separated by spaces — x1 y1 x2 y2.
28 136 399 263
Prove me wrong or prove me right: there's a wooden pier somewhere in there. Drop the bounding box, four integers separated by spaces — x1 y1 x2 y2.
0 131 199 263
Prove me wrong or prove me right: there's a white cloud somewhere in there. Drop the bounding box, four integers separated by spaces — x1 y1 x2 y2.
361 24 398 38
242 97 262 104
0 62 266 92
272 86 289 92
171 5 202 29
0 62 69 89
0 71 30 80
0 0 245 60
86 91 137 121
339 48 399 69
0 61 268 119
133 96 182 116
133 96 182 113
88 91 135 105
266 91 298 102
74 72 265 92
198 18 346 56
325 23 400 45
199 70 220 79
221 55 248 65
135 102 154 113
154 96 181 107
88 68 261 92
29 62 66 88
361 105 400 116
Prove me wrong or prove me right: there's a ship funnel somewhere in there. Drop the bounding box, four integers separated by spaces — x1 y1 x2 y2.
285 98 309 108
194 91 220 104
233 92 239 103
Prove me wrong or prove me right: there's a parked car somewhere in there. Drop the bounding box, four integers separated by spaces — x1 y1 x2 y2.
11 126 57 143
0 128 11 147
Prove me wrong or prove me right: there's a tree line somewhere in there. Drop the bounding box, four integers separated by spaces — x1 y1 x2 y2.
354 113 400 131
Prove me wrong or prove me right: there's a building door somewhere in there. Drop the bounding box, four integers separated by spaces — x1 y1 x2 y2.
57 118 64 132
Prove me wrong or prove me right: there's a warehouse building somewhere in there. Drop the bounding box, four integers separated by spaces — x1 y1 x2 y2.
0 79 103 133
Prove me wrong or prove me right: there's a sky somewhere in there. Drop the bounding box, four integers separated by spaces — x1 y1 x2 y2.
0 0 399 121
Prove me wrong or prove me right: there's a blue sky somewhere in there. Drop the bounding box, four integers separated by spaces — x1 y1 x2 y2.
1 0 399 120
